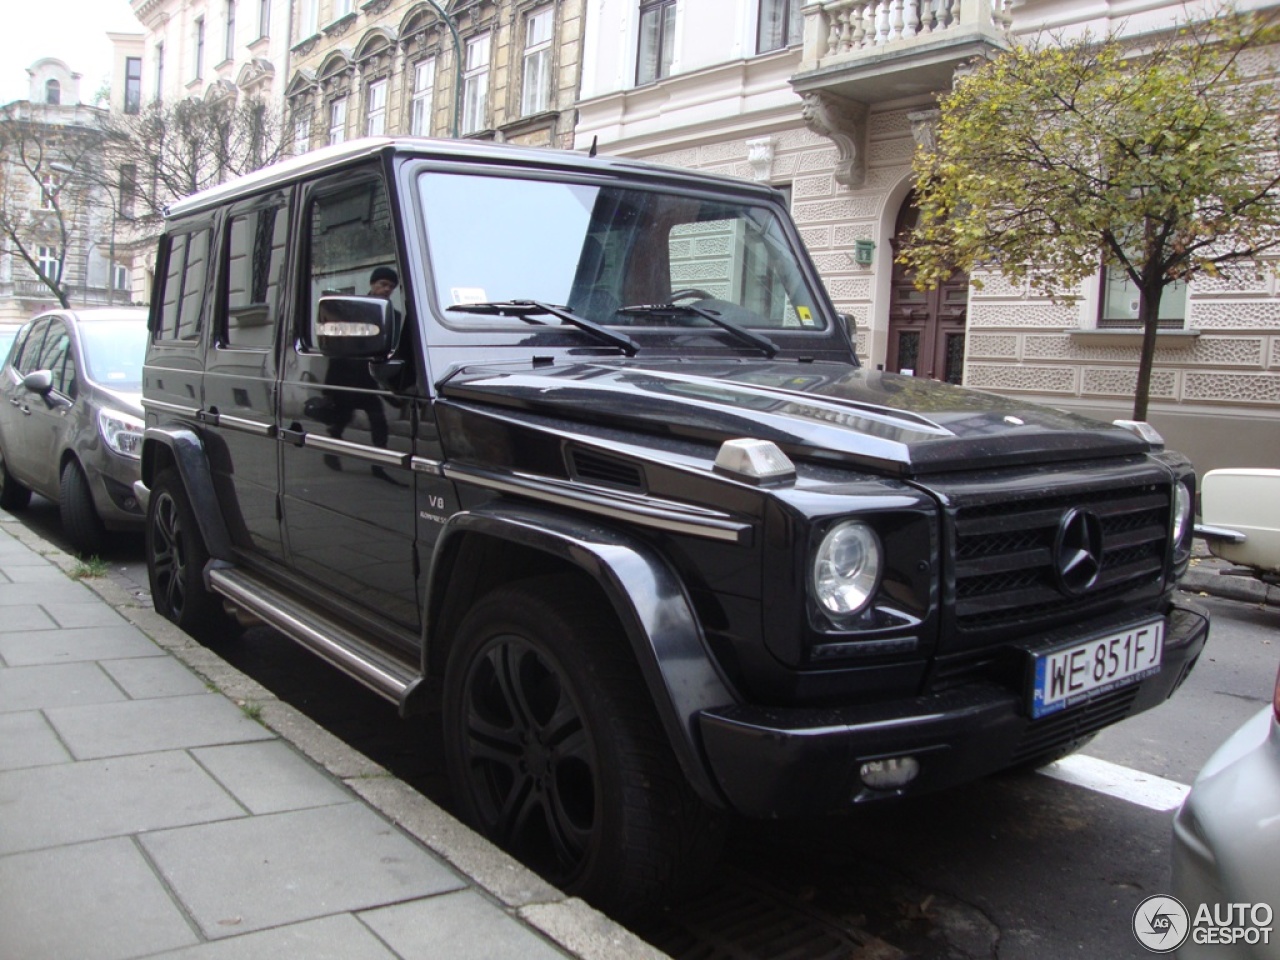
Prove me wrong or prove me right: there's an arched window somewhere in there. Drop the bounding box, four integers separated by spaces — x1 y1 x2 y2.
45 79 61 105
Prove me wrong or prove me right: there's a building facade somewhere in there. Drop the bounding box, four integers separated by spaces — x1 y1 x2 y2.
575 0 1280 474
283 0 586 153
0 59 136 322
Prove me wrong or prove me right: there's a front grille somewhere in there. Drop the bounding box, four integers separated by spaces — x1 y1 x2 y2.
950 479 1169 631
1011 685 1140 765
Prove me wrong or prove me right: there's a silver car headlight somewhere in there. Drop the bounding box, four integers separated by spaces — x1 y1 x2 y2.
98 408 144 460
812 521 882 617
1172 480 1192 545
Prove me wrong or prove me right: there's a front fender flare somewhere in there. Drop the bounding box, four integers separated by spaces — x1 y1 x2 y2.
140 427 234 562
427 504 737 807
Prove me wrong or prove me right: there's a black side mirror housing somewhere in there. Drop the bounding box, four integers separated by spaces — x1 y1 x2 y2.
315 296 395 359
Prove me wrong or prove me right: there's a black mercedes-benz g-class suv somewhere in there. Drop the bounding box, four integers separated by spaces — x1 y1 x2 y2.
138 137 1208 917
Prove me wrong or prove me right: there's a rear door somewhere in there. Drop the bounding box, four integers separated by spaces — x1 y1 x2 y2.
1 317 54 487
203 190 292 561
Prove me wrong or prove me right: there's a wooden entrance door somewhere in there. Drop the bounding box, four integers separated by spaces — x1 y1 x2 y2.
886 195 968 384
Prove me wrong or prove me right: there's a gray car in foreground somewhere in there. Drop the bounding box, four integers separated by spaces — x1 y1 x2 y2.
1171 659 1280 958
0 308 148 554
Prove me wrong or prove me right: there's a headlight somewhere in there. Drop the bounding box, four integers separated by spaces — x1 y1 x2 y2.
813 521 882 617
1172 480 1192 545
98 408 144 459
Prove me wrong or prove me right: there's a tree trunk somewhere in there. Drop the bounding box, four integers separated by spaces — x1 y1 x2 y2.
1132 283 1164 422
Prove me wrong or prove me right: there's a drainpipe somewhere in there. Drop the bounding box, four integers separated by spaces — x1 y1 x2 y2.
421 0 463 138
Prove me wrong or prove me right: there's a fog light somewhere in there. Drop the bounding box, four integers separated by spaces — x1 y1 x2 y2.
859 756 920 790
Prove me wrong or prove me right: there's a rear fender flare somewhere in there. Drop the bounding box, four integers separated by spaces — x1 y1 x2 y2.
140 427 234 561
426 503 736 807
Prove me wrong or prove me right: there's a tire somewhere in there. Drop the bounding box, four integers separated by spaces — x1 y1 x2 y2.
442 575 724 920
146 468 236 642
60 461 107 556
0 447 31 511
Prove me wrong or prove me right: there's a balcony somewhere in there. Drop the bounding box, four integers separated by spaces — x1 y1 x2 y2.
792 0 1012 103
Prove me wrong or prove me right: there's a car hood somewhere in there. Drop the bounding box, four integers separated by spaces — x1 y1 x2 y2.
440 358 1150 476
93 386 143 417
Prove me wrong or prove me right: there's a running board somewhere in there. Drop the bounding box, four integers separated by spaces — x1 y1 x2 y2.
207 566 422 714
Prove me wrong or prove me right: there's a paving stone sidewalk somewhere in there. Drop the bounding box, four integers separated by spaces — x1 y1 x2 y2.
0 522 666 960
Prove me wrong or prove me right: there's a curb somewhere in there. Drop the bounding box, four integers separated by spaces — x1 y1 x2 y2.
4 519 669 960
1179 566 1280 608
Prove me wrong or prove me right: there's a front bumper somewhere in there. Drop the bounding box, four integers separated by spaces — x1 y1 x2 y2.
698 602 1209 818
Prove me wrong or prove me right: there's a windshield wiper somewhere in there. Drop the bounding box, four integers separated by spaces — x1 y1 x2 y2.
617 303 778 358
446 300 638 356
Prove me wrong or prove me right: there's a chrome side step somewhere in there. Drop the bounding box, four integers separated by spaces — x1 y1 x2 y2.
207 566 421 712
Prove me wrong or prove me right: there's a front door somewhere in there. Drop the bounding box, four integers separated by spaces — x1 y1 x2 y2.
886 194 968 384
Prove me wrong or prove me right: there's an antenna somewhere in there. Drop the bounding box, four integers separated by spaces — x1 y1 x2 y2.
589 136 598 158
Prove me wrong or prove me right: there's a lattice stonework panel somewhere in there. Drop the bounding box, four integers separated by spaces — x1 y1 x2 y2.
793 174 836 200
968 302 1079 328
1190 302 1280 329
1189 271 1271 296
1082 368 1178 399
868 138 916 165
801 226 833 249
966 364 1077 393
970 273 1029 298
834 223 872 247
1184 372 1280 404
793 196 881 223
1271 338 1280 369
797 147 840 172
967 334 1019 359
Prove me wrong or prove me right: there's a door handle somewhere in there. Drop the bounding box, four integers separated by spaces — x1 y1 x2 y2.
279 425 305 446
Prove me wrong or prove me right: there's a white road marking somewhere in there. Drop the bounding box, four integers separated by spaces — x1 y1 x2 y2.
1039 754 1191 811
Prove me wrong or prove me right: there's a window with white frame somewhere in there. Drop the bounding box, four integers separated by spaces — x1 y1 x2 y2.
410 58 435 136
461 33 491 135
366 78 388 136
155 43 165 101
125 57 142 114
300 0 318 36
757 0 802 53
39 173 57 210
112 263 130 291
334 0 353 17
194 17 206 80
328 96 347 145
258 0 270 36
521 7 554 117
224 0 236 62
36 246 59 280
293 109 312 154
637 0 676 85
1099 266 1188 329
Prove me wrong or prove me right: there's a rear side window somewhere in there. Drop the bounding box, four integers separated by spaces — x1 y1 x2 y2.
156 227 212 342
222 196 289 349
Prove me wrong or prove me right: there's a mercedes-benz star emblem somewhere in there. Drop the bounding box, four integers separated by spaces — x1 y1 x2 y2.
1053 507 1104 595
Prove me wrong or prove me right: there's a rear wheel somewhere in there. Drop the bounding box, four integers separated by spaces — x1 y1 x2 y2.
147 469 235 642
442 576 723 920
0 448 31 511
60 460 107 556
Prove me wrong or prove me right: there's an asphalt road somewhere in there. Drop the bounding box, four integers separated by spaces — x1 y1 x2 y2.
20 500 1280 960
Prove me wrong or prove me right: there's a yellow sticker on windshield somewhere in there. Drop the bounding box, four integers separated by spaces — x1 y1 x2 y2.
796 306 814 325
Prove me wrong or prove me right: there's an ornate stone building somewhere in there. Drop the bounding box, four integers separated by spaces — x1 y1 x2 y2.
0 60 135 321
284 0 585 152
575 0 1280 474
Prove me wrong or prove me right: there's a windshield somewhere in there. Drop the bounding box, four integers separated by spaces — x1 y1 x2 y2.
79 320 148 390
418 171 827 334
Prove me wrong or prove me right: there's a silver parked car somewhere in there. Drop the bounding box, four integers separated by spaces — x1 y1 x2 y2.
1171 658 1280 959
0 308 149 554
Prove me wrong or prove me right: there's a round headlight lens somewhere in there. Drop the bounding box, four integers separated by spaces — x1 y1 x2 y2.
813 521 882 617
1172 481 1192 544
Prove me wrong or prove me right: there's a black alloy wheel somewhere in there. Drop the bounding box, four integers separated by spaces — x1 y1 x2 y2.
146 469 234 642
443 576 723 920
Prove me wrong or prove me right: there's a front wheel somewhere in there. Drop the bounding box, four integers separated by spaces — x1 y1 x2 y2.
146 469 235 642
442 576 722 920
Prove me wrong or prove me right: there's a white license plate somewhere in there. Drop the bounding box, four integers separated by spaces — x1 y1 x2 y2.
1030 620 1164 719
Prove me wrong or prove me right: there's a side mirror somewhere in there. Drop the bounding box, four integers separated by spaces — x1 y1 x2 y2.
22 369 54 395
314 296 395 359
838 312 857 338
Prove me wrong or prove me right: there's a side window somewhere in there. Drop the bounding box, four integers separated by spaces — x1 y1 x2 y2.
303 174 402 349
222 198 289 349
156 227 213 342
11 319 48 374
34 323 73 394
